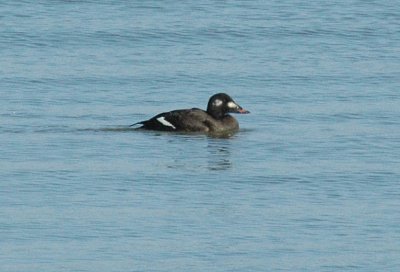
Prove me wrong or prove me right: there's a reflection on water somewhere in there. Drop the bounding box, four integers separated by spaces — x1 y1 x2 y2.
207 138 232 171
127 129 235 172
90 126 237 172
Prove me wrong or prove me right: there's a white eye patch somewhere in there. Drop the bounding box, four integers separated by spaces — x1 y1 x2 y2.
227 101 237 108
213 99 223 106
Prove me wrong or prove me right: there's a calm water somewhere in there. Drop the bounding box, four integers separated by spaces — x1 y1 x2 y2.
1 1 400 271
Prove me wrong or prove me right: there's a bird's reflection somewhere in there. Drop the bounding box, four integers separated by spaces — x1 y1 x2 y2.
207 138 233 171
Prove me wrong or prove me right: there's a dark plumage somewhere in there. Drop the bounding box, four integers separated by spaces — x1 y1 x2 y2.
133 93 249 134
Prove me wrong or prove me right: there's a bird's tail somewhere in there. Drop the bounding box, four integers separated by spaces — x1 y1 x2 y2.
129 122 143 127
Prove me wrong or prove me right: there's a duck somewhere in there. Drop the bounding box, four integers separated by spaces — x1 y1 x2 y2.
132 93 249 134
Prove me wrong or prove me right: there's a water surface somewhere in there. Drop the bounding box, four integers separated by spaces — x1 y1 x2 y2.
1 1 400 271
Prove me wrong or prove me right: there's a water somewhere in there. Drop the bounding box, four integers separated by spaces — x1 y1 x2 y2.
1 1 400 271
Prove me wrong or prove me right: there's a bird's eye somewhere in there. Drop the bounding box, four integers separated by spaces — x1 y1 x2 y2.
213 99 223 106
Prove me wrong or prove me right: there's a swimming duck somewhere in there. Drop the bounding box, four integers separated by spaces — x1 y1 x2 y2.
133 93 249 134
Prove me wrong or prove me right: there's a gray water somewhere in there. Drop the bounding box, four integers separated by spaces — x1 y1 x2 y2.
1 1 400 271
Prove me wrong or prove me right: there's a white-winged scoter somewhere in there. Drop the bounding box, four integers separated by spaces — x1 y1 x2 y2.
133 93 249 134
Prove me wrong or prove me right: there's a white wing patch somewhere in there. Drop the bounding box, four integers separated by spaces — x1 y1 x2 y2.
156 116 176 129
